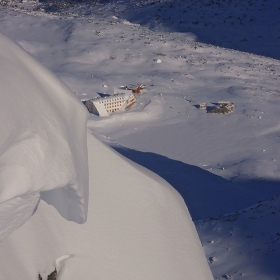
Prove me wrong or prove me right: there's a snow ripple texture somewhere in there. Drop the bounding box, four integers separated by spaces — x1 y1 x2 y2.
0 31 89 238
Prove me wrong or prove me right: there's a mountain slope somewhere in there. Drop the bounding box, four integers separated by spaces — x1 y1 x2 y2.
3 0 279 59
196 194 280 279
0 2 280 279
0 31 213 280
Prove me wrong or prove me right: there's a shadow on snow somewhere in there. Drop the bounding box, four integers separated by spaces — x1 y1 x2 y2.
122 0 280 60
113 145 280 221
114 144 280 278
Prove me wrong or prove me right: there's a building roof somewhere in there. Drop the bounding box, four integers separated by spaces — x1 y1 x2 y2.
88 92 132 105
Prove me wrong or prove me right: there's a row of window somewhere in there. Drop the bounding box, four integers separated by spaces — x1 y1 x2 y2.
107 108 119 113
99 97 125 104
105 102 123 107
105 105 120 109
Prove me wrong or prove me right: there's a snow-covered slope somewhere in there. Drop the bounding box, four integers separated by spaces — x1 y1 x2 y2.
0 133 213 280
4 0 279 60
196 194 280 279
0 31 213 279
121 0 280 60
114 145 259 221
0 31 89 241
1 0 280 279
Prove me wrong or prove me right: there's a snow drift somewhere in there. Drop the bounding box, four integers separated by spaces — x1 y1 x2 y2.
0 32 213 279
0 133 213 280
0 31 89 240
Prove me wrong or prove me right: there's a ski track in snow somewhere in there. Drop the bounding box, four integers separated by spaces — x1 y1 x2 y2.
0 1 280 279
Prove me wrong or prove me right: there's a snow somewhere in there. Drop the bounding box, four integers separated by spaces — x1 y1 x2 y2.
0 192 40 243
0 133 213 280
196 195 280 279
0 0 280 279
0 15 213 280
0 31 89 235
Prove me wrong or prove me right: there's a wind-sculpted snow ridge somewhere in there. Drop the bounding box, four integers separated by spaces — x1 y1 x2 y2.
0 133 213 280
0 31 89 240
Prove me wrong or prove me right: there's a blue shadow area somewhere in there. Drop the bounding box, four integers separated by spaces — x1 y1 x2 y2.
112 145 280 221
113 145 280 276
196 194 280 278
35 0 280 60
121 0 280 60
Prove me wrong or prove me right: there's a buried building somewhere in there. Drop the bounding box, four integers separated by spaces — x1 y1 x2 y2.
208 101 234 114
85 91 136 117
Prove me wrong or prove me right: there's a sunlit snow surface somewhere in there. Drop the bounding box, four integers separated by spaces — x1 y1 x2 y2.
0 31 89 240
0 27 213 280
0 0 280 279
0 133 213 280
